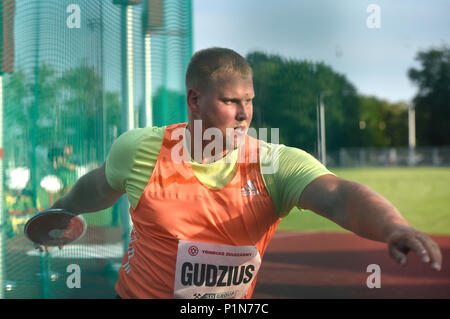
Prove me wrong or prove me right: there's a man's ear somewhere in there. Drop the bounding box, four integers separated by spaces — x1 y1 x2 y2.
187 88 200 114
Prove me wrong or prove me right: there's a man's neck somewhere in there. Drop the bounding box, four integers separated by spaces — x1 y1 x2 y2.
185 124 234 164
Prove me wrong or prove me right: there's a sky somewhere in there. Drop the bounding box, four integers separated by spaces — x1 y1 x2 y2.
193 0 450 103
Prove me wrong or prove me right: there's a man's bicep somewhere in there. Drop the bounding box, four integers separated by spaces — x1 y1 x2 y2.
297 174 346 223
104 128 142 193
267 146 333 217
96 163 125 205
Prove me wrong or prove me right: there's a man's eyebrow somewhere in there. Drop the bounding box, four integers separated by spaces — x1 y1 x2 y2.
220 96 254 100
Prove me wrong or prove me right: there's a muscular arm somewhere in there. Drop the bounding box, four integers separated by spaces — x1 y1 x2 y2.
298 174 442 271
51 163 124 214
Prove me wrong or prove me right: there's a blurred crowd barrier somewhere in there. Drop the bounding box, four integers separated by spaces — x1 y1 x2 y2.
327 146 450 167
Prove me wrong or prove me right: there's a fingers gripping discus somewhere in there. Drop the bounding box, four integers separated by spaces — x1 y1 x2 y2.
24 209 87 246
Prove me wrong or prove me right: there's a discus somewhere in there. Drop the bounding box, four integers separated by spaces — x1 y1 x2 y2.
24 208 87 247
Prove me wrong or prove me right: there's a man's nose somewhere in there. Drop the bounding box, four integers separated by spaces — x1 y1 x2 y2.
236 102 249 121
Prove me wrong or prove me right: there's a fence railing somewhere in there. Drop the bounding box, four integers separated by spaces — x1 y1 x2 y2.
327 146 450 167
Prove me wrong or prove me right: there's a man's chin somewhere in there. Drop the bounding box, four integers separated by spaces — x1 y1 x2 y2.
225 136 246 151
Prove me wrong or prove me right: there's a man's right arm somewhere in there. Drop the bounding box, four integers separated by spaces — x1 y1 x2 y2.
51 163 124 215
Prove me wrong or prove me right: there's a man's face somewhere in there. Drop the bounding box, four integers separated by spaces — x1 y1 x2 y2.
189 71 254 150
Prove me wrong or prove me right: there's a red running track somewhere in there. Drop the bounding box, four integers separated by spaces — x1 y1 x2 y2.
252 231 450 299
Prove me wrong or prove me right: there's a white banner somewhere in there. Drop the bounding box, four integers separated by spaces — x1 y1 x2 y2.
174 240 261 299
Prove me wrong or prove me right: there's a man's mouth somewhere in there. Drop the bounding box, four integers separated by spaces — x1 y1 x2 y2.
234 126 246 135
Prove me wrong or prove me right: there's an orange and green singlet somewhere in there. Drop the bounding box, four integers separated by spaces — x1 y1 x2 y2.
107 123 331 299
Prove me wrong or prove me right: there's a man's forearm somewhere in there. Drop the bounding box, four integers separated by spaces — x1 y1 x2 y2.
336 181 410 242
300 175 442 270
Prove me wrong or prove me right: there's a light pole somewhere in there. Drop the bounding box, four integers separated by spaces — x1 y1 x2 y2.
317 91 332 166
408 101 416 166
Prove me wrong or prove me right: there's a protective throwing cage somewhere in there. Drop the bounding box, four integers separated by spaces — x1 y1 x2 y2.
0 0 192 298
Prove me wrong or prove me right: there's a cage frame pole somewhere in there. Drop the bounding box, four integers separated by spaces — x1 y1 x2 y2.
144 32 153 127
119 3 135 256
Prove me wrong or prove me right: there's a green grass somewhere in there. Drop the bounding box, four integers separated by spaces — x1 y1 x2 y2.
278 167 450 235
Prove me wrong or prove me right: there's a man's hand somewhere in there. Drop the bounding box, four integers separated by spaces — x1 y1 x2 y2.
386 225 442 271
34 243 64 253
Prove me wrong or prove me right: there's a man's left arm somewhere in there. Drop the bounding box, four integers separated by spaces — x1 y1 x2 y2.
298 174 442 271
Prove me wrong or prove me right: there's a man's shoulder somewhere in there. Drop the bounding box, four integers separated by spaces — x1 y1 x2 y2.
105 125 167 193
258 139 325 177
108 125 167 164
258 139 296 163
120 125 166 141
113 125 166 149
258 139 311 158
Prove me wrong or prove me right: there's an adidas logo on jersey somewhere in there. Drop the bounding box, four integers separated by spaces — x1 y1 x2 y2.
241 180 259 196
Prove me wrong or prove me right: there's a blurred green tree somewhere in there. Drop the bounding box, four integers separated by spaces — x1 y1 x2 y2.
247 51 410 153
60 63 104 160
3 68 28 167
358 95 408 147
247 51 360 154
408 45 450 146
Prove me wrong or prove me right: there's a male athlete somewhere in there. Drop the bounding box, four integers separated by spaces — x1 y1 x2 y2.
48 47 442 299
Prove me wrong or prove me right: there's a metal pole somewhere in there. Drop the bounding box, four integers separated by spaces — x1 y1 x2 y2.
31 1 49 299
100 0 106 161
161 25 168 125
0 75 4 299
120 4 134 254
143 0 164 126
316 98 321 162
184 0 193 121
408 103 416 148
122 5 135 131
144 32 153 127
320 97 326 166
408 102 416 166
318 91 331 166
0 0 14 296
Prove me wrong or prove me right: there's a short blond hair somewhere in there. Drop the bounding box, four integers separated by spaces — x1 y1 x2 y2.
186 47 253 91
